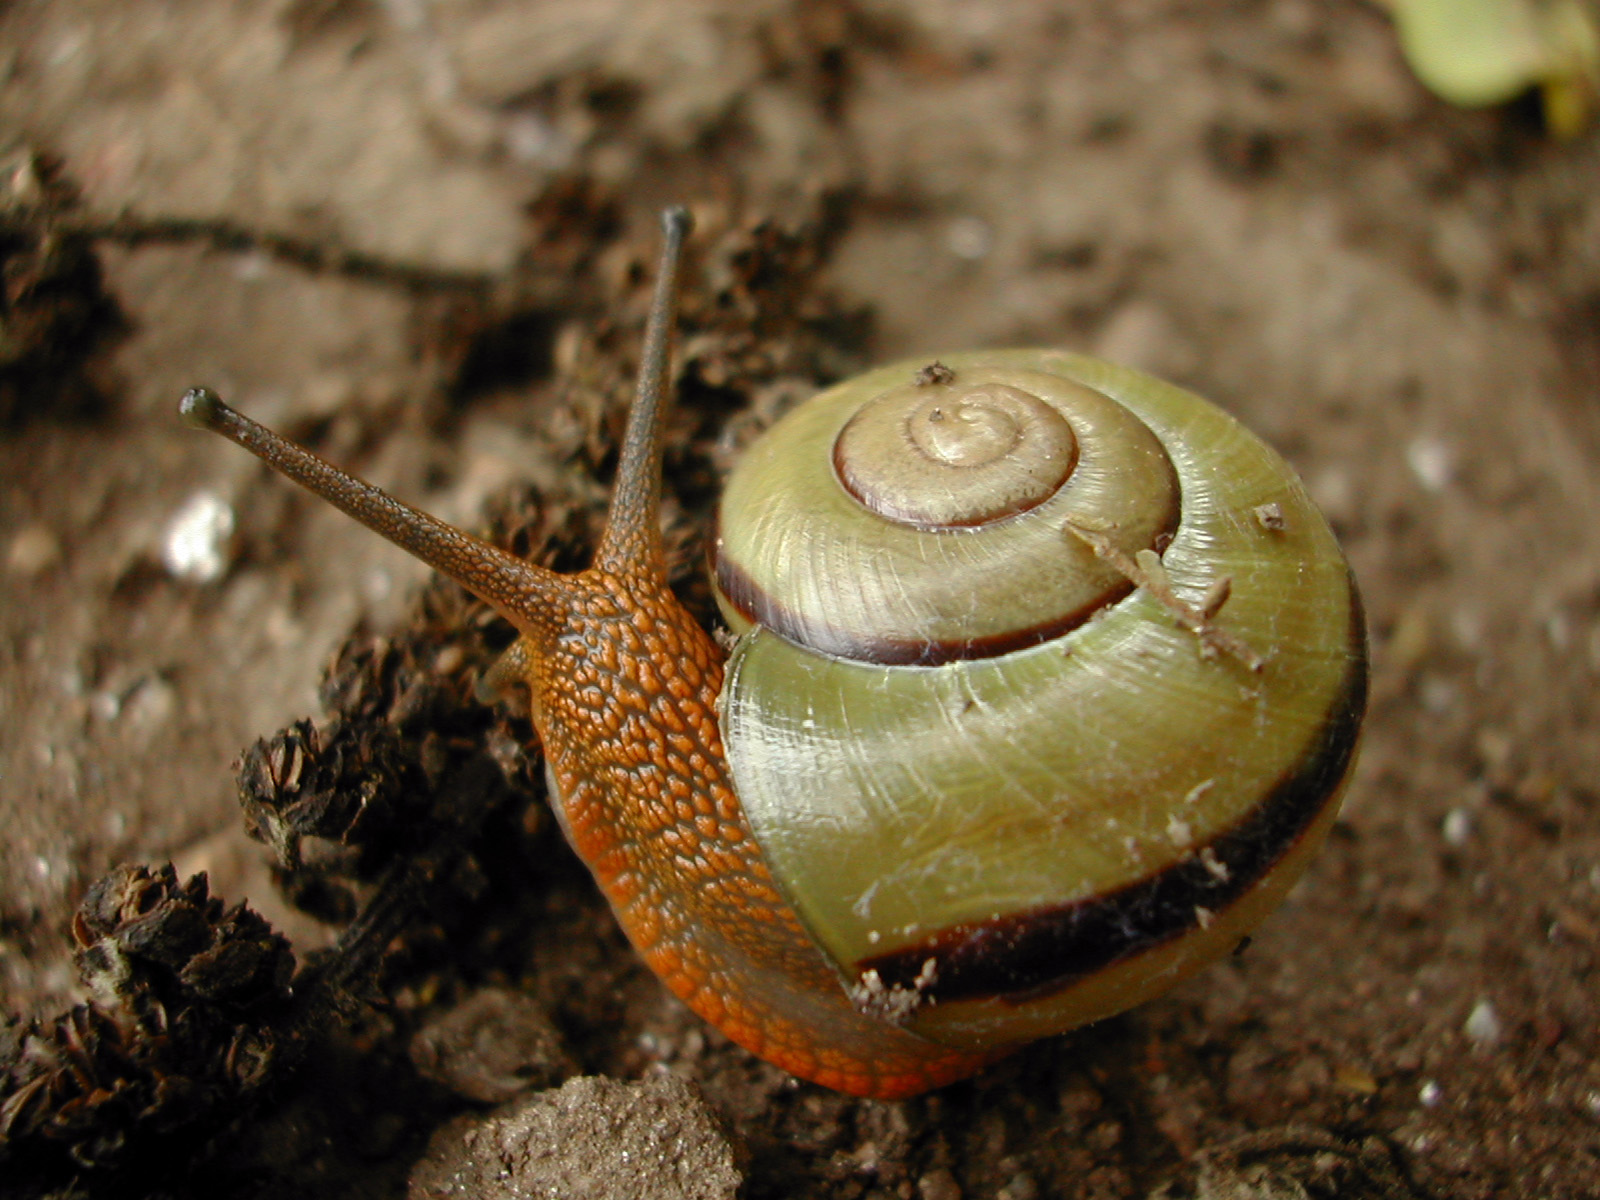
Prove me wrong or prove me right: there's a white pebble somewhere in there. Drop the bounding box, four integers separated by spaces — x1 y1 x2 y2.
1405 438 1454 491
504 111 575 169
163 490 236 583
1308 467 1354 520
1441 807 1473 847
1545 610 1571 650
1463 998 1502 1047
946 215 993 261
122 676 177 736
1419 676 1458 713
7 524 61 577
90 689 121 723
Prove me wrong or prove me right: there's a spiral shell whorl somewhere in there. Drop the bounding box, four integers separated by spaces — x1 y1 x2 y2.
713 349 1366 1053
835 382 1078 527
715 358 1181 665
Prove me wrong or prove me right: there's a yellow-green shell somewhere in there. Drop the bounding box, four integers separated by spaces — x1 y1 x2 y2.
712 350 1365 1052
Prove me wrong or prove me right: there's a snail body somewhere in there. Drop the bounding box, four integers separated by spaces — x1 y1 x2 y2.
181 209 1365 1099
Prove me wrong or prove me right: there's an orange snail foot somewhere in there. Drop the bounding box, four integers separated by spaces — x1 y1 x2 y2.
661 970 1006 1098
778 1044 1010 1101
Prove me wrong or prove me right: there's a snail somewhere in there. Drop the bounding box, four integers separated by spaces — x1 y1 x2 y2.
179 208 1366 1099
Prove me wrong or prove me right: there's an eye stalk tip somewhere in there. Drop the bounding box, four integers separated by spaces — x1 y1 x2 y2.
179 386 228 431
661 205 692 239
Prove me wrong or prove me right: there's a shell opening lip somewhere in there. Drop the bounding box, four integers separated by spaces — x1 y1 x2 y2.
854 587 1368 1004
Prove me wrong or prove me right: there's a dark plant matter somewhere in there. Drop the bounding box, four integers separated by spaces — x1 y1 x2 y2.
0 155 127 426
2 2 1598 1198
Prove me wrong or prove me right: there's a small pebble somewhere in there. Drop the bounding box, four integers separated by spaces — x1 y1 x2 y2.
1418 1080 1443 1108
1545 610 1571 650
917 1166 963 1200
1463 998 1502 1047
163 490 236 583
1419 676 1458 714
7 524 61 577
410 988 576 1102
121 676 177 737
1405 437 1453 491
946 215 993 261
1309 466 1354 522
504 110 577 169
408 1074 743 1200
1441 807 1473 847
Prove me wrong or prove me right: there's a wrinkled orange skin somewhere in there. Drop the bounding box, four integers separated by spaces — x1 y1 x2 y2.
512 563 997 1099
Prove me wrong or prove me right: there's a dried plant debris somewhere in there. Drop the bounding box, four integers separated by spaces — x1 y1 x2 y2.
550 205 845 474
520 177 627 290
0 150 127 425
0 484 597 1196
0 865 296 1190
523 209 844 606
242 483 592 915
238 716 432 877
683 213 848 390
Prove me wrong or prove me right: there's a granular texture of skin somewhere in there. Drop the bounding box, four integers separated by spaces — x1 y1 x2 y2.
523 565 996 1099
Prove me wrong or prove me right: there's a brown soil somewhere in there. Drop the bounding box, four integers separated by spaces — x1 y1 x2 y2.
2 1 1598 1197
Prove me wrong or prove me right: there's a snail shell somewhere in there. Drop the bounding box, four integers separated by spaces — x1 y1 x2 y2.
712 350 1365 1051
180 211 1365 1096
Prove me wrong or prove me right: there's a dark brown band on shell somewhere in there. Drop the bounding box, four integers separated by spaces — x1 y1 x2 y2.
855 584 1368 1000
709 472 1179 667
714 545 1139 666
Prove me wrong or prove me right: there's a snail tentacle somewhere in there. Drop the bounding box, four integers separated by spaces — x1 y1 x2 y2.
593 205 692 580
177 387 568 634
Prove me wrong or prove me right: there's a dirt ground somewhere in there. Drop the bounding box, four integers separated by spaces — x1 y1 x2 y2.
2 0 1599 1197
